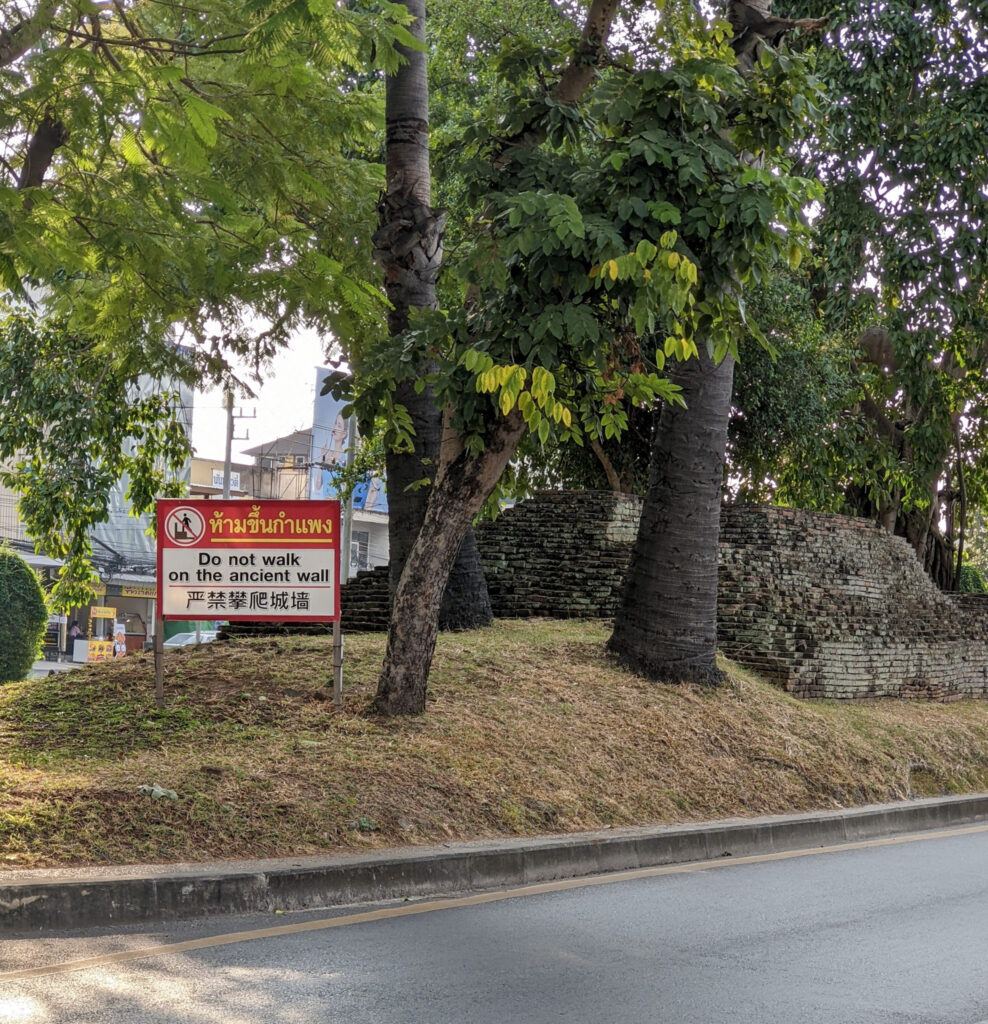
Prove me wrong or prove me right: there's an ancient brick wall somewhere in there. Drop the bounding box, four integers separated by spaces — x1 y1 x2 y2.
472 493 988 701
331 492 988 700
716 505 988 700
474 491 642 619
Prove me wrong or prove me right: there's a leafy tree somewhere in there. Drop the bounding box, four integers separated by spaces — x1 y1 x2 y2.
607 0 825 685
0 311 190 608
958 563 988 595
0 544 48 682
345 0 822 711
1 0 397 345
0 0 407 599
727 269 857 506
515 403 657 496
787 0 988 588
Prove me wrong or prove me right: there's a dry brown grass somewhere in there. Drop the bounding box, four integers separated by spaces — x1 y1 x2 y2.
3 619 988 869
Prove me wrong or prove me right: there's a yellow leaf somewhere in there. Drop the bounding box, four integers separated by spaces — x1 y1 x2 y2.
607 259 619 281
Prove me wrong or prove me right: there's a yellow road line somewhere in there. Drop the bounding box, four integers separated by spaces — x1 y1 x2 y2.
5 820 988 982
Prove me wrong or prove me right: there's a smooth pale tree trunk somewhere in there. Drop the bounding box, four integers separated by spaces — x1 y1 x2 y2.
376 0 492 630
608 349 734 685
376 412 526 715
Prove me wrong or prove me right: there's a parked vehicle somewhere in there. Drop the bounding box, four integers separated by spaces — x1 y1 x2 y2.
162 630 218 648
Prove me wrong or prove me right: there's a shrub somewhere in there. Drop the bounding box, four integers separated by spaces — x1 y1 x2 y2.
959 563 988 595
0 545 48 682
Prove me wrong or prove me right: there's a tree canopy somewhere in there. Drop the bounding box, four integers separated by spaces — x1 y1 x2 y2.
0 0 401 353
786 0 988 585
0 0 410 602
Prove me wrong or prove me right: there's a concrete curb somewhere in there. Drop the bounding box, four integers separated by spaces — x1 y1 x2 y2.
4 793 988 933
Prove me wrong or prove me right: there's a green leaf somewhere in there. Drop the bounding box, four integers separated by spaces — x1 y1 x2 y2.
181 94 232 147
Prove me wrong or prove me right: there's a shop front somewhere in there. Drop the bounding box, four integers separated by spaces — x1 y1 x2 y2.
70 578 157 662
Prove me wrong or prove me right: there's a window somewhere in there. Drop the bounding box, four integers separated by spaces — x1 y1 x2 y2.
350 531 370 572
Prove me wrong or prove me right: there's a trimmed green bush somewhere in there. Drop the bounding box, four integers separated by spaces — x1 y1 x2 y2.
0 545 48 682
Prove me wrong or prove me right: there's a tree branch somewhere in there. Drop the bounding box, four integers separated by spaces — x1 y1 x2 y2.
0 0 59 69
492 0 620 168
59 25 247 56
728 0 827 73
590 436 625 492
18 114 69 209
554 0 621 104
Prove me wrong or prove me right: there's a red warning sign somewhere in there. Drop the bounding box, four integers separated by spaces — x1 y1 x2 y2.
156 500 341 622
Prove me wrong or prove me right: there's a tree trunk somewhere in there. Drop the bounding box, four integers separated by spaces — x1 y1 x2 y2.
374 0 620 714
608 349 734 685
376 0 493 631
384 389 493 631
955 420 967 590
590 436 626 492
18 114 68 211
0 0 59 70
440 528 493 629
376 412 526 714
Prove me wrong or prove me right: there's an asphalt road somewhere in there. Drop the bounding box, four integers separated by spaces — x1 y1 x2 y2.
4 827 988 1023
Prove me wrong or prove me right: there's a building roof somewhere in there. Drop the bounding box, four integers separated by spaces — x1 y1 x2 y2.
19 551 63 569
241 429 312 460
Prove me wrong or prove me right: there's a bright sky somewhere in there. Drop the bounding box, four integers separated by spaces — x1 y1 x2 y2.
190 329 330 464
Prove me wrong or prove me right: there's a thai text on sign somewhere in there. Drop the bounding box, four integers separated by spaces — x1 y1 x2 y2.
156 500 341 622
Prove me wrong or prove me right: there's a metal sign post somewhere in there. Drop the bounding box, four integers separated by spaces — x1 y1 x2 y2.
332 620 344 709
154 618 164 709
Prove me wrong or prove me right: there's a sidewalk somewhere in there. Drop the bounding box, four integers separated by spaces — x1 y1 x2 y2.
30 659 83 678
3 793 988 933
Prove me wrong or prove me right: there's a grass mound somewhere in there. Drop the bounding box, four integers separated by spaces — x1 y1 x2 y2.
3 619 988 868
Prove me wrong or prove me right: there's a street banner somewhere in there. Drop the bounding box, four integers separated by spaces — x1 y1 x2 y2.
156 499 341 622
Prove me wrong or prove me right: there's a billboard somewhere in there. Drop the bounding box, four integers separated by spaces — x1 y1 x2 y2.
308 368 388 513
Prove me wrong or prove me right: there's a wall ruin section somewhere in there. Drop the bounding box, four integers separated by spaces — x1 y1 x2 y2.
472 493 988 701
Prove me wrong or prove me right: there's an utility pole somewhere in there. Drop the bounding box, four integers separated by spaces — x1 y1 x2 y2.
222 388 234 499
221 390 255 498
339 414 359 584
